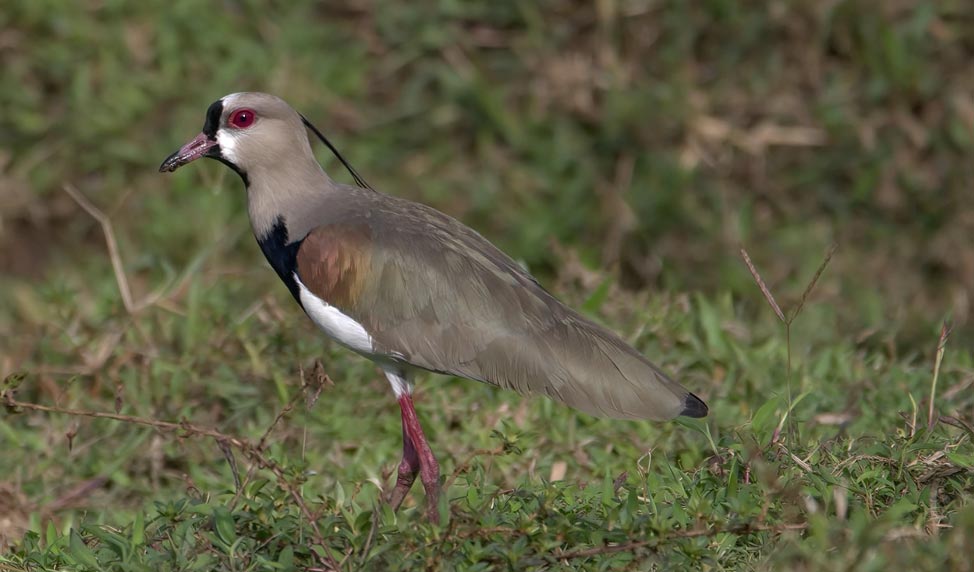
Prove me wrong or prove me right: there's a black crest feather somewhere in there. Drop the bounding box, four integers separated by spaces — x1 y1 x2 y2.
300 115 372 191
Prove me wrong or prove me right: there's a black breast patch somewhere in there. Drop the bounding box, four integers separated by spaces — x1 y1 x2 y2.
255 216 305 306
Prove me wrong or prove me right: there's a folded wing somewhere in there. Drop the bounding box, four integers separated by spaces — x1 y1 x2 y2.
295 191 705 420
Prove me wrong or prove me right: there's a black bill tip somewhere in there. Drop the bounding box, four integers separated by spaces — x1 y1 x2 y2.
159 150 182 173
158 132 218 174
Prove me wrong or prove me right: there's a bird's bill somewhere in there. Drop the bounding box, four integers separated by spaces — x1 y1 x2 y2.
159 132 218 173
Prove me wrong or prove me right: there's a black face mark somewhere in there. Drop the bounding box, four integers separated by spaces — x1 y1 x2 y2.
197 98 250 186
202 99 223 139
207 148 250 187
256 216 304 305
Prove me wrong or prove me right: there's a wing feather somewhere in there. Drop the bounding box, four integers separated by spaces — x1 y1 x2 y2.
295 189 703 420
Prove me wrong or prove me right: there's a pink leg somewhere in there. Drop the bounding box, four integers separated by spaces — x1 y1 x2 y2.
386 417 419 511
396 394 441 522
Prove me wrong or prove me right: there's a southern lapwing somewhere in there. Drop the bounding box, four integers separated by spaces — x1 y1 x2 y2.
160 92 707 522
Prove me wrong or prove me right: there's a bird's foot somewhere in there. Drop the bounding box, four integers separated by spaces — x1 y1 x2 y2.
419 460 441 524
387 417 420 511
395 392 444 523
387 463 418 511
423 481 441 524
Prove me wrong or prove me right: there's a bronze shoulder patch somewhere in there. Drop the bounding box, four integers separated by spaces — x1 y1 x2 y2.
296 224 373 310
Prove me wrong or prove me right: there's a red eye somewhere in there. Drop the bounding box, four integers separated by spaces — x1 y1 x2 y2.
229 109 256 129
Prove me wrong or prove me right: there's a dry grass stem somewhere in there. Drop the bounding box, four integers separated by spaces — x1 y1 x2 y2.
227 365 326 511
1 391 341 571
555 522 808 560
792 243 837 321
62 183 167 314
940 415 974 440
444 446 506 491
928 321 952 432
740 247 786 323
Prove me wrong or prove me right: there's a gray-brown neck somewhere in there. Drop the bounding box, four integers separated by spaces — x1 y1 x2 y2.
245 137 341 243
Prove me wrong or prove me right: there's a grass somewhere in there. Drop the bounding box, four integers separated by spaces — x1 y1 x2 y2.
2 0 974 570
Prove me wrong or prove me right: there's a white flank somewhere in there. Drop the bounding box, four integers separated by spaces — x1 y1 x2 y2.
382 369 413 398
294 274 374 354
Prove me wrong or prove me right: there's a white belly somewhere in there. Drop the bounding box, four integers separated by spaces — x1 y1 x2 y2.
294 273 375 355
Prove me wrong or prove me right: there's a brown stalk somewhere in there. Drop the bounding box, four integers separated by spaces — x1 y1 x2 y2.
1 392 340 571
228 380 305 509
555 521 808 559
791 243 837 322
444 446 506 490
62 184 172 315
940 415 974 440
927 321 952 432
739 244 837 443
740 247 785 323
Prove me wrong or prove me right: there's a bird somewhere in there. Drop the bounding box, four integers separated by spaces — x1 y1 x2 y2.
160 92 708 522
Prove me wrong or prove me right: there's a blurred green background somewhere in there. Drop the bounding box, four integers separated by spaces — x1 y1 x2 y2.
1 1 973 570
3 0 972 349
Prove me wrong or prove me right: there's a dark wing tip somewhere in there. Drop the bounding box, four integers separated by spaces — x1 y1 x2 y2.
680 392 709 418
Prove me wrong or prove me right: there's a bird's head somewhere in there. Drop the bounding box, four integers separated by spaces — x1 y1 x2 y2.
159 92 310 183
